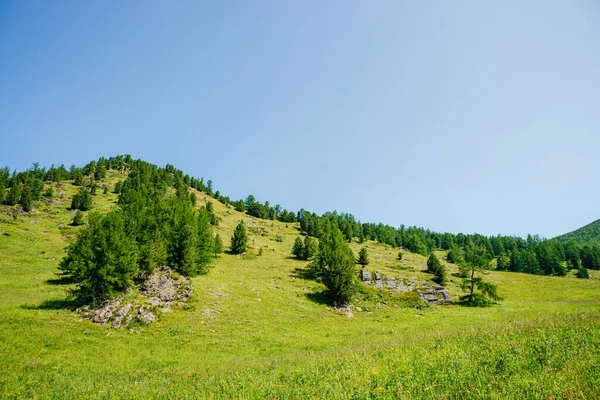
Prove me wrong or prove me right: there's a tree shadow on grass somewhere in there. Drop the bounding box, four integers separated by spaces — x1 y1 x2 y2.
290 266 313 281
305 290 330 306
45 276 75 285
20 298 82 311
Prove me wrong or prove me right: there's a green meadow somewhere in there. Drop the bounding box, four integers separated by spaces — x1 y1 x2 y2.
1 173 599 399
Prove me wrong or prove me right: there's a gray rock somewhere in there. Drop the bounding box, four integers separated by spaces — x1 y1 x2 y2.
91 299 122 325
112 303 132 329
438 289 452 302
138 308 156 324
360 269 371 283
148 297 161 306
397 280 409 292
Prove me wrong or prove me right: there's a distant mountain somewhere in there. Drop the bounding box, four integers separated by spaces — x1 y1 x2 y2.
554 219 600 247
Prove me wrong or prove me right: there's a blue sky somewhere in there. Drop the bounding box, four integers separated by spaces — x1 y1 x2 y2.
1 1 599 238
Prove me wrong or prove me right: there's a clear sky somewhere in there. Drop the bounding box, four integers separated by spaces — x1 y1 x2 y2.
1 1 599 238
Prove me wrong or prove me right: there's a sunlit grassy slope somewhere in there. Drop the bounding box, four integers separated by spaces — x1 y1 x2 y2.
1 173 599 399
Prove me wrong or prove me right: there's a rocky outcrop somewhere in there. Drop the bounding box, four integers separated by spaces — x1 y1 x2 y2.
81 267 192 329
359 269 451 304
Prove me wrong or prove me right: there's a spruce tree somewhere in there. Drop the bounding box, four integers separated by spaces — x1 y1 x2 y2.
195 209 214 273
59 211 138 301
231 220 248 254
460 244 501 306
5 184 21 206
213 234 223 257
19 185 33 212
292 236 304 259
315 223 357 304
357 247 369 266
303 236 318 260
576 266 590 279
71 187 93 211
427 253 441 273
72 210 85 226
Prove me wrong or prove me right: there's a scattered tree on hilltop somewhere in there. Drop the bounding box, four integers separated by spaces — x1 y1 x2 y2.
72 210 85 226
313 223 357 304
427 253 447 285
357 247 369 266
460 244 501 306
576 266 590 279
213 234 223 257
292 237 304 259
71 187 93 211
302 236 318 260
231 220 248 255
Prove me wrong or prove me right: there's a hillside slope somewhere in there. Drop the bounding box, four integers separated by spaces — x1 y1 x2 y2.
1 171 599 398
554 218 600 247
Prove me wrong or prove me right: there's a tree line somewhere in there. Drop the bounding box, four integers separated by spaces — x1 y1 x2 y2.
3 155 595 304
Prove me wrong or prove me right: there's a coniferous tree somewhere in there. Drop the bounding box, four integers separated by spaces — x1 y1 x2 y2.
292 236 304 259
357 247 369 266
231 220 248 254
195 209 214 273
5 183 21 206
460 244 501 306
447 245 464 265
302 236 318 260
59 211 138 301
72 210 85 226
427 253 441 273
496 255 508 271
314 223 357 304
44 186 55 198
140 235 168 277
177 223 198 276
19 185 33 212
73 170 85 186
576 266 590 279
71 187 93 211
213 234 223 257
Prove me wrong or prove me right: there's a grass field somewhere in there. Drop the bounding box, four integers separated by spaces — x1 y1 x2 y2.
1 174 599 399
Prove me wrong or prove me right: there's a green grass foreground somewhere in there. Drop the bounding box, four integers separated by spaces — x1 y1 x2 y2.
1 174 599 399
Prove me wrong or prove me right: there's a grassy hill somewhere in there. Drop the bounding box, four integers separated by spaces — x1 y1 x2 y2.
1 171 600 398
554 218 600 247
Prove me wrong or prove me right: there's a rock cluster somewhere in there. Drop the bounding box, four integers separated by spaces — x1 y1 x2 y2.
80 267 192 329
359 269 451 304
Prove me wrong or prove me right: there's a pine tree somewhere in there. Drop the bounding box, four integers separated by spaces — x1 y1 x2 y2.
72 210 85 226
195 209 214 273
292 236 304 259
141 235 168 277
427 253 441 273
231 220 248 254
460 244 501 306
19 185 33 212
71 187 93 211
59 211 138 301
315 223 357 304
357 247 369 266
576 267 590 279
177 223 198 276
213 234 223 257
5 184 21 206
303 236 318 260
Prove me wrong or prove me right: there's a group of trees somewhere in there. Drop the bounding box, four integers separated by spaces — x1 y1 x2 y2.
4 154 597 304
59 160 222 301
291 236 318 261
